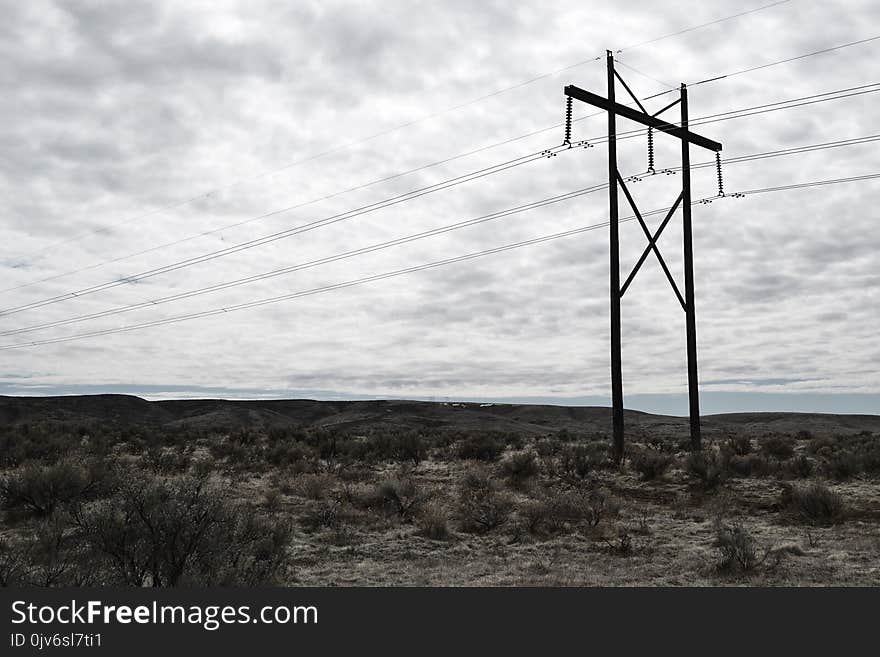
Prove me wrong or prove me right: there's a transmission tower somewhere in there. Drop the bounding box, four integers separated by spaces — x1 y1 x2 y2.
564 51 723 462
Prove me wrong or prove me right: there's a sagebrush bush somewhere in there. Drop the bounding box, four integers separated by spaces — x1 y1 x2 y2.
685 451 726 490
300 500 343 532
522 486 613 535
417 501 450 540
296 473 335 500
345 430 427 464
457 434 505 462
783 482 844 523
456 471 512 532
760 435 796 459
630 450 673 481
373 478 424 520
726 435 753 456
826 451 861 480
1 459 113 518
500 451 539 487
559 443 608 481
714 522 759 572
783 454 814 479
71 473 291 586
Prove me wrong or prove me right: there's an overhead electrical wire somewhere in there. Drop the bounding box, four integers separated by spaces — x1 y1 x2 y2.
16 0 792 260
4 80 876 307
643 33 880 99
0 143 575 317
3 133 879 338
2 170 877 352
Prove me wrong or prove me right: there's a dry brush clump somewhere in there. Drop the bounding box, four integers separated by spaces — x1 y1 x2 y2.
2 471 292 587
521 486 615 536
500 451 540 488
714 522 759 573
630 449 673 481
782 482 845 524
558 442 609 482
373 478 425 520
456 433 506 462
1 458 116 519
416 501 451 541
685 450 727 490
759 435 797 460
456 470 513 533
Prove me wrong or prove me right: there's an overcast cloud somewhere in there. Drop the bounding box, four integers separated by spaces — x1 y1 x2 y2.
0 0 877 414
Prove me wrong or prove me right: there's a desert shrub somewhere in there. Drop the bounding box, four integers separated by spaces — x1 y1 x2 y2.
500 451 539 487
346 431 427 464
263 488 282 512
0 428 71 467
825 451 861 480
534 437 560 457
783 482 844 523
806 435 837 459
685 451 726 490
524 491 581 535
1 459 114 518
584 487 616 527
417 501 450 540
296 473 335 500
630 450 673 481
725 435 753 456
0 537 30 586
725 454 754 477
559 445 593 480
300 500 343 532
760 435 796 460
523 487 613 535
714 522 759 572
601 528 633 556
73 473 291 586
783 454 814 479
559 442 608 480
456 471 512 532
457 434 504 462
143 446 191 473
266 442 316 468
1 512 98 587
373 478 424 520
723 452 771 478
265 426 307 445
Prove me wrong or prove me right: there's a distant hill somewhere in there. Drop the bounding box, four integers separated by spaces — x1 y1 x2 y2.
0 394 878 438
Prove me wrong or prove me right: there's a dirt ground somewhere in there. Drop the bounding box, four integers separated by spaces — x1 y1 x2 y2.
264 447 880 586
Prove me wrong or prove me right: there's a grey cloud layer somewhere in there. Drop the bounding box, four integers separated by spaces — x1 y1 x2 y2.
0 0 877 409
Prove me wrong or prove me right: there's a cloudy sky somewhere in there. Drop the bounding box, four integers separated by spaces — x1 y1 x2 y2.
0 0 878 414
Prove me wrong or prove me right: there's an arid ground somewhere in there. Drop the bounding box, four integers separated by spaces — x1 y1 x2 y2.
1 395 878 586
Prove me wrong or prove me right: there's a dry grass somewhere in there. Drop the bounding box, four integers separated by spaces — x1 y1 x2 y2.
1 414 879 586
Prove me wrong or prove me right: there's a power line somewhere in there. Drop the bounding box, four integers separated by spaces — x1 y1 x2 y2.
5 80 876 307
2 169 877 351
614 0 792 53
644 33 880 99
18 1 791 261
0 144 575 317
4 133 878 338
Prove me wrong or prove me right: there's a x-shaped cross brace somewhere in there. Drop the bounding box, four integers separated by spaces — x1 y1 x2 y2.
617 175 687 312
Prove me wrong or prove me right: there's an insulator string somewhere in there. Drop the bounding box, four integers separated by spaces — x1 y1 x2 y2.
564 96 573 144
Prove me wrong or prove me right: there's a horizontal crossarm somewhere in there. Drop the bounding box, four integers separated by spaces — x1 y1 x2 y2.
565 84 722 152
